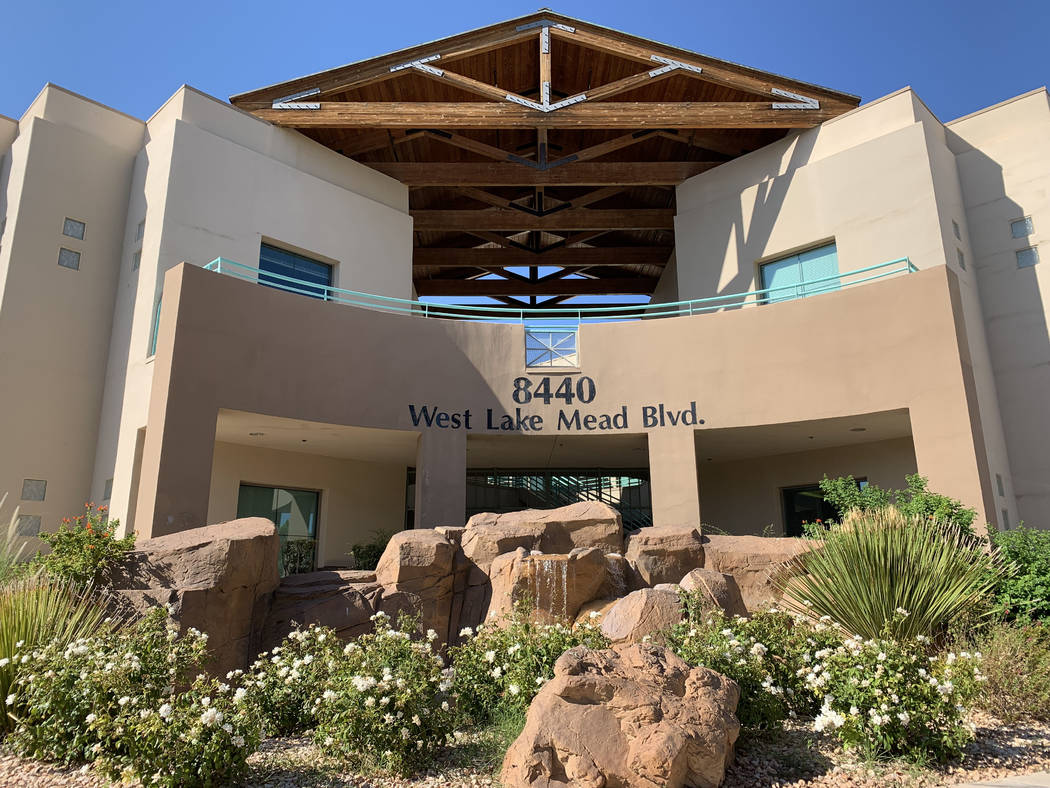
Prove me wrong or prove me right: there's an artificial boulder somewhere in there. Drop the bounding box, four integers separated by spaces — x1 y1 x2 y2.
261 569 379 649
679 567 748 619
487 546 607 624
375 529 455 642
501 643 740 788
624 524 704 587
113 518 280 676
599 587 682 645
701 534 808 611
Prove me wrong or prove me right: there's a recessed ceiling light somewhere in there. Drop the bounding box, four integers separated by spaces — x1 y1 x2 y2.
249 432 264 437
849 427 867 432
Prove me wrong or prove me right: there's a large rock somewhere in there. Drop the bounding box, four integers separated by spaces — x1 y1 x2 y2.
501 643 740 788
375 529 455 642
701 535 808 612
487 547 607 624
261 569 379 649
113 518 280 676
678 568 748 619
600 587 682 645
624 524 704 587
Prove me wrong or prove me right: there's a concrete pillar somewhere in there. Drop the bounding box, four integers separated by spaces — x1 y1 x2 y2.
414 429 467 529
648 430 701 527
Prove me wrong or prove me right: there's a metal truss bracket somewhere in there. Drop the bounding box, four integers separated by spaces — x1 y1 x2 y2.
516 19 575 33
649 55 704 76
771 88 820 110
390 53 443 76
271 88 320 110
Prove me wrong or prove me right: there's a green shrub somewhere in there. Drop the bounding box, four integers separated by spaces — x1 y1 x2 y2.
819 474 978 535
665 603 841 727
778 507 1002 641
349 530 394 571
806 626 983 762
8 607 260 786
313 612 454 776
33 503 135 586
990 525 1050 623
972 622 1050 722
245 623 343 735
450 603 608 725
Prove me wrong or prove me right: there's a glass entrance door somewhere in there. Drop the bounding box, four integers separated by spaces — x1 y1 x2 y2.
237 484 319 576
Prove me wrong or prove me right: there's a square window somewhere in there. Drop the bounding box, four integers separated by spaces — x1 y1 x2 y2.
1017 246 1040 268
525 325 579 367
20 478 46 501
58 247 81 270
132 250 141 270
15 514 41 537
103 478 113 500
952 220 961 240
1001 508 1010 529
957 249 966 270
62 217 86 240
996 473 1005 497
135 219 145 241
1011 216 1034 238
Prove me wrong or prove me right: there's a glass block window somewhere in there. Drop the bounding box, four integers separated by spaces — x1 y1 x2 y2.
525 324 579 367
957 249 966 271
952 220 961 240
15 515 41 537
132 250 141 270
1017 246 1040 268
135 219 145 241
62 217 86 240
1011 216 1034 238
760 243 840 304
103 478 113 500
21 479 46 501
58 247 81 270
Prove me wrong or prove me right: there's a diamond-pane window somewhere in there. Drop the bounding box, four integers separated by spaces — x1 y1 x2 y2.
525 325 579 368
62 218 85 240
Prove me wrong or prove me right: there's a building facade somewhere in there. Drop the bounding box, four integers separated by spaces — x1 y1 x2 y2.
1 13 1047 569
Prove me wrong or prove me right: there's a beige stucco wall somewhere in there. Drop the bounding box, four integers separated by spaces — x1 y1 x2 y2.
700 437 918 534
135 261 992 538
0 86 142 544
208 441 406 567
948 89 1050 527
89 86 413 536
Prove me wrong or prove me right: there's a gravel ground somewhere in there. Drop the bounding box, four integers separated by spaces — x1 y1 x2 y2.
1 714 1047 787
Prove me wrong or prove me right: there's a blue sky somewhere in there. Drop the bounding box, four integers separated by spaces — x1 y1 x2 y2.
1 0 1048 122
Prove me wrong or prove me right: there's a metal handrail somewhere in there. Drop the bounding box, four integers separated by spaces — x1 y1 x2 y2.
202 256 918 324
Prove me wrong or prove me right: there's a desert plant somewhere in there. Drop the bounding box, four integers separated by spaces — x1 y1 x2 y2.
806 623 984 762
313 611 455 776
819 474 978 535
450 601 608 725
778 507 1003 641
989 525 1050 623
0 493 31 584
33 503 135 586
971 621 1050 722
349 529 394 571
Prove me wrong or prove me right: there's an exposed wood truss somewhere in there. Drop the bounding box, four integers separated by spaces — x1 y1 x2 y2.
231 11 859 303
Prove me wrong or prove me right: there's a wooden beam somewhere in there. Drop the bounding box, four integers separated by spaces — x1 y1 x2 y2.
539 25 551 107
366 161 716 186
253 102 841 129
414 276 658 296
411 208 674 231
414 246 672 268
551 130 658 165
339 129 424 157
564 187 624 208
422 129 519 162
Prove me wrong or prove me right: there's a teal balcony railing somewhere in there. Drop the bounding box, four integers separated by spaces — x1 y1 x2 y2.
201 256 918 324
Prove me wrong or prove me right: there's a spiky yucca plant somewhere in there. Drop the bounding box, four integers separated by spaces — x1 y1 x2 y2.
777 507 1004 641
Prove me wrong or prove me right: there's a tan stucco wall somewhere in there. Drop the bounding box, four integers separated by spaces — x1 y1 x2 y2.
208 441 406 567
0 86 142 544
949 89 1050 527
135 261 991 538
88 87 413 536
700 437 918 534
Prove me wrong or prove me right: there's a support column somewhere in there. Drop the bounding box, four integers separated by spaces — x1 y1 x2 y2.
648 430 701 528
414 429 467 529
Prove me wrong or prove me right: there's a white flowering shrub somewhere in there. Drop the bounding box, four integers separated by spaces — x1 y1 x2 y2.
806 623 984 762
246 624 342 735
8 608 260 786
450 602 609 724
665 601 842 728
313 612 455 776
